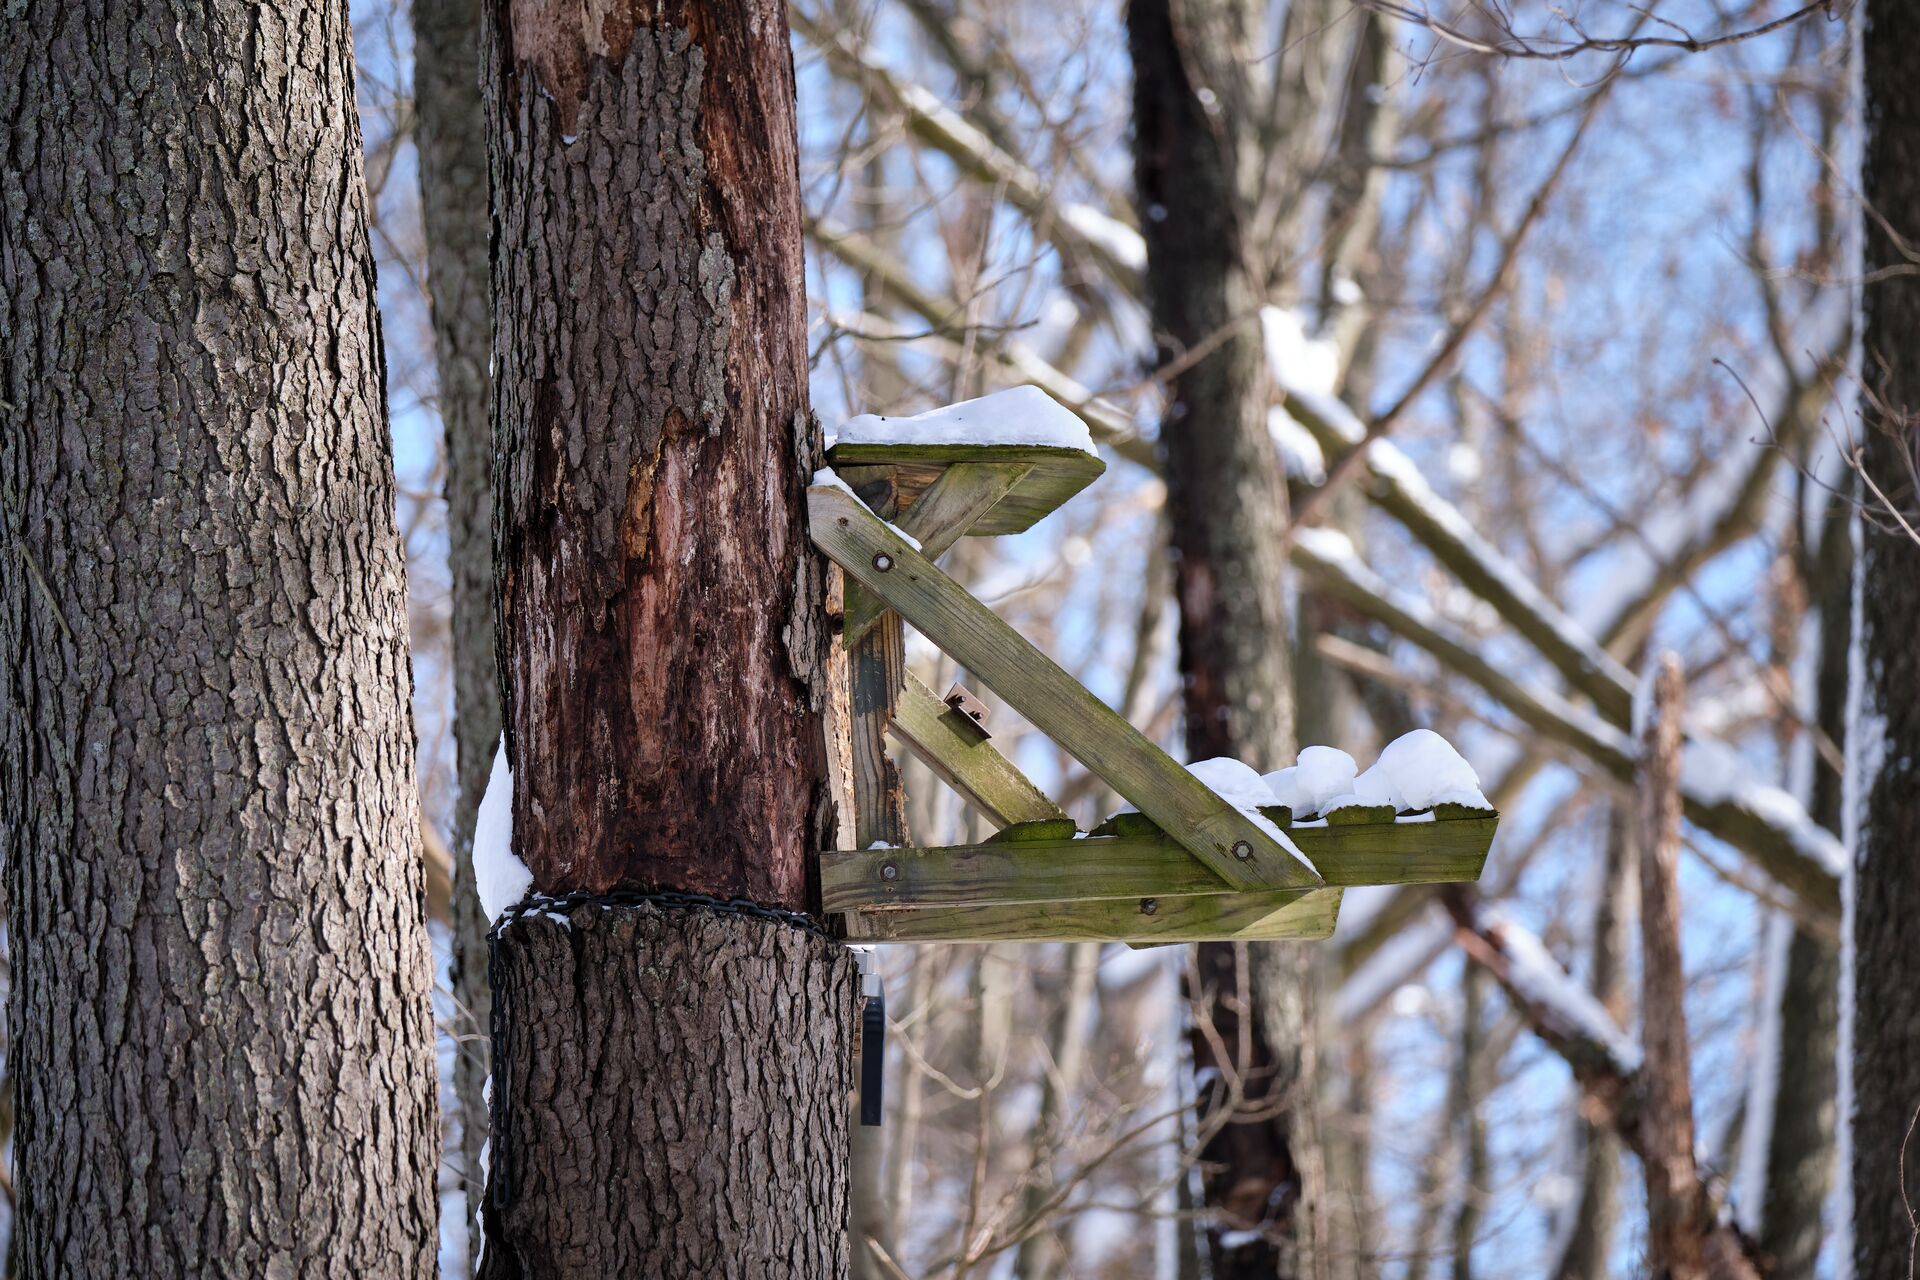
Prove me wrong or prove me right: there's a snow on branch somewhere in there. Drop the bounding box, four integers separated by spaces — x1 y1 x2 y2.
1267 315 1637 725
1293 527 1843 924
1446 885 1767 1276
1449 892 1643 1078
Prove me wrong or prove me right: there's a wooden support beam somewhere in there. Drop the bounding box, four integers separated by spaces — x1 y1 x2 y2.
886 672 1067 828
809 482 1321 892
824 441 1104 534
845 474 913 849
821 810 1494 913
840 887 1343 943
842 461 1031 647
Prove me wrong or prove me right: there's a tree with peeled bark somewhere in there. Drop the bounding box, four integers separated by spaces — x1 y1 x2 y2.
476 1 855 1274
1129 0 1323 1270
1851 0 1920 1269
0 1 441 1273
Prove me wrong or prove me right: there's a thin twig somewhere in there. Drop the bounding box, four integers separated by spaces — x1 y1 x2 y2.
1287 80 1611 536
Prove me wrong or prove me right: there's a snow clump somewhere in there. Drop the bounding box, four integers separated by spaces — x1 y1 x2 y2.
473 736 535 920
834 385 1094 453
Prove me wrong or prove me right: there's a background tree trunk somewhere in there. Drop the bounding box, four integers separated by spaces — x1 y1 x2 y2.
1852 0 1920 1269
1638 657 1707 1280
0 2 441 1273
478 0 853 1273
413 0 500 1258
1129 0 1320 1271
1551 808 1630 1280
1748 501 1846 1280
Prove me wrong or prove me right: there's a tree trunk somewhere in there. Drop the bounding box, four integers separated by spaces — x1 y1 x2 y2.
1129 0 1320 1272
1451 965 1490 1279
484 905 852 1276
477 0 854 1273
1637 657 1759 1280
1852 0 1920 1270
0 3 441 1273
1551 807 1630 1280
1747 501 1846 1280
1015 941 1102 1280
414 0 500 1258
1639 657 1705 1279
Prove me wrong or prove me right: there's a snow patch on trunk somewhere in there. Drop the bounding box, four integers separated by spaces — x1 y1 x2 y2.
473 736 533 921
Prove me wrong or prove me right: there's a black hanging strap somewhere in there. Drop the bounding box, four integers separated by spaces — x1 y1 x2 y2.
857 952 885 1126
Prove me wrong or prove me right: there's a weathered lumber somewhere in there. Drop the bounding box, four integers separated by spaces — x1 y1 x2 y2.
885 673 1067 829
824 441 1103 534
841 461 1031 646
821 810 1494 912
841 887 1343 943
809 482 1320 892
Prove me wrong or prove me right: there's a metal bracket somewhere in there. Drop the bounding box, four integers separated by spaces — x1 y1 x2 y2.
943 682 992 738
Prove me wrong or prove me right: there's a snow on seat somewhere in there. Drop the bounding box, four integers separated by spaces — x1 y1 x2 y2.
825 385 1106 534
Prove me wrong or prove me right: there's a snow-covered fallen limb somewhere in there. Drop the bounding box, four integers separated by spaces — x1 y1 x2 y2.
1443 889 1765 1274
1293 527 1843 924
792 12 1145 291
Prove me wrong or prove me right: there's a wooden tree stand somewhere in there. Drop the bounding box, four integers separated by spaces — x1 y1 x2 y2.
810 396 1494 944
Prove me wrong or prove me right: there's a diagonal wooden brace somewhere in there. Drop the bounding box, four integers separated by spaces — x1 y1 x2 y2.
888 672 1066 828
840 461 1031 648
810 482 1322 892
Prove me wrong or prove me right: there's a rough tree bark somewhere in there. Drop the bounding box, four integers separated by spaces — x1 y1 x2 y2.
0 2 442 1274
1852 0 1920 1270
413 0 500 1256
1129 0 1321 1271
477 1 855 1274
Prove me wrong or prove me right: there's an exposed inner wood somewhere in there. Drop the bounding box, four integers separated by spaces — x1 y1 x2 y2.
490 0 832 905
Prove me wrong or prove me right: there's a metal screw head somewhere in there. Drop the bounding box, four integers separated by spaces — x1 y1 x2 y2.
1231 840 1254 860
880 862 899 881
872 552 894 572
1139 897 1159 916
